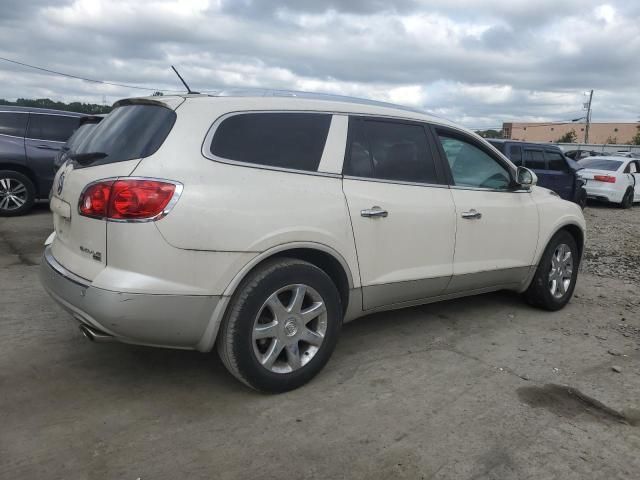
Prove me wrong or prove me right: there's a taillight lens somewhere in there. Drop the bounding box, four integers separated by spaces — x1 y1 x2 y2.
593 175 616 183
79 178 180 220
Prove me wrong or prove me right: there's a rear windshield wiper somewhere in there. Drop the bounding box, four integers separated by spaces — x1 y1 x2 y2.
69 151 108 165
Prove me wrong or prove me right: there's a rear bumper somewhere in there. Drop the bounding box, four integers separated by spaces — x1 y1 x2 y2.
583 183 623 203
40 247 220 350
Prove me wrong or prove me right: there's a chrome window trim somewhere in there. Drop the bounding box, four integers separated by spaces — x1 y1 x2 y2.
0 132 26 140
343 175 449 189
0 110 81 118
449 185 532 193
200 109 457 178
77 176 184 223
25 137 66 144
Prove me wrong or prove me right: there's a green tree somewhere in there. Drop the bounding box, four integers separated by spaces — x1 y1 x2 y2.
556 129 577 143
631 130 640 145
475 129 503 139
0 98 111 114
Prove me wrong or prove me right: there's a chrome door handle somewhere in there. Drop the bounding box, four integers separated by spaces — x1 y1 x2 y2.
461 209 482 220
361 206 388 218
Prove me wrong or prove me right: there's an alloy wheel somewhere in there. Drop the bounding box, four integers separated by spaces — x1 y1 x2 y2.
0 177 28 211
252 284 328 374
548 243 573 299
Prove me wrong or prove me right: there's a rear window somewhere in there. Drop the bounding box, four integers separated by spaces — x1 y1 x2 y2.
74 104 176 168
66 122 99 151
210 113 331 172
27 114 80 142
578 159 623 171
0 112 28 137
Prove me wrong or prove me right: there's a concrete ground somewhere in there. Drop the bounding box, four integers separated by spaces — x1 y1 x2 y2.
1 203 639 480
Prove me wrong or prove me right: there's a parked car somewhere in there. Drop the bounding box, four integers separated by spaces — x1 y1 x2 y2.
488 139 587 208
0 106 83 215
564 149 601 161
40 92 586 392
52 115 104 174
577 156 640 208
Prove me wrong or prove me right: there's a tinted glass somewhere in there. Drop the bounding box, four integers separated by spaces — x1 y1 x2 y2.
345 120 437 183
27 114 80 142
438 135 511 190
578 159 623 171
510 145 523 166
524 149 546 169
74 105 176 167
0 112 28 137
211 113 331 172
66 122 99 151
546 151 567 171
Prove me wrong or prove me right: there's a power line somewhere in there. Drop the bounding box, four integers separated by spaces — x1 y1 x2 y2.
0 56 184 93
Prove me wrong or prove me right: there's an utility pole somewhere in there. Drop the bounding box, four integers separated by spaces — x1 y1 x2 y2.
584 89 593 144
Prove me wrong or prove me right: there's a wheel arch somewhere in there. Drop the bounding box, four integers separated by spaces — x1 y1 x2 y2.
196 242 356 352
0 163 39 195
223 242 354 312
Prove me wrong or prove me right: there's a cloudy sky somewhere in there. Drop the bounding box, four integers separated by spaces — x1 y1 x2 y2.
0 0 639 128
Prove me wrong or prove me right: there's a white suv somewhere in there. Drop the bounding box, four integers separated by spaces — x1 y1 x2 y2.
40 92 586 392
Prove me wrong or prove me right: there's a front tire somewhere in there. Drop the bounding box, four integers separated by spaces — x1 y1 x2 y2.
217 258 342 393
0 170 36 216
524 230 579 311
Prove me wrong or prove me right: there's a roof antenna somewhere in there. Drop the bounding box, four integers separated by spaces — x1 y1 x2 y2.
171 65 199 94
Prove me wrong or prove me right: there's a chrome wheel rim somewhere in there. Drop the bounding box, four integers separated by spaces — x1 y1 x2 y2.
252 284 327 374
548 243 573 299
0 177 28 211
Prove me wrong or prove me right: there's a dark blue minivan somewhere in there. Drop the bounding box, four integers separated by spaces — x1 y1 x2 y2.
488 140 586 208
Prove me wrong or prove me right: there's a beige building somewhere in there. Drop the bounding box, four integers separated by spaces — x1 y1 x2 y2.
502 122 640 144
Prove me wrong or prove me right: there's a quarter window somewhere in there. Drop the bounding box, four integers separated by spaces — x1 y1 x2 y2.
344 119 438 184
0 112 28 137
210 113 331 172
438 134 511 190
545 151 567 171
27 114 80 142
524 149 546 169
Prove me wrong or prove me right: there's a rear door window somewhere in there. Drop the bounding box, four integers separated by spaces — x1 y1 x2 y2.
509 145 523 166
545 150 567 171
0 112 28 137
343 118 439 184
73 104 176 167
27 114 80 142
210 113 331 172
524 149 546 169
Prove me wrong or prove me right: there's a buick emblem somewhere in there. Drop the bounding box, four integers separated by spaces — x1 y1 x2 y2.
57 172 65 196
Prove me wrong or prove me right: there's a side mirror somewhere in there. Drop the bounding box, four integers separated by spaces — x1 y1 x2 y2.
516 166 537 188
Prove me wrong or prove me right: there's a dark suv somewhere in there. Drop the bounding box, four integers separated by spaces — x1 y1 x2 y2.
0 106 83 215
488 140 586 208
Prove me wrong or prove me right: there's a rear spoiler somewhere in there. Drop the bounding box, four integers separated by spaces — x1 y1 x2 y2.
112 96 186 111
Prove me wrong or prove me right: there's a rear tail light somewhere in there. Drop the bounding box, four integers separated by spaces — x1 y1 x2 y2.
593 175 616 183
79 178 182 221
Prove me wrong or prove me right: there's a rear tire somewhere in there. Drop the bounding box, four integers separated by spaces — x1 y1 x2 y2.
524 230 579 311
217 258 342 393
0 170 36 216
620 188 633 209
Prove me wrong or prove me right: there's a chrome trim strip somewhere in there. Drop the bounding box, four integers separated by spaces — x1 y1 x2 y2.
44 247 90 287
343 175 449 189
449 185 531 193
77 176 184 223
0 132 25 140
0 110 82 118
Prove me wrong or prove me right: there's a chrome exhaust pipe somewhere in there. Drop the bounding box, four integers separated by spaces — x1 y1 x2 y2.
79 324 115 343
